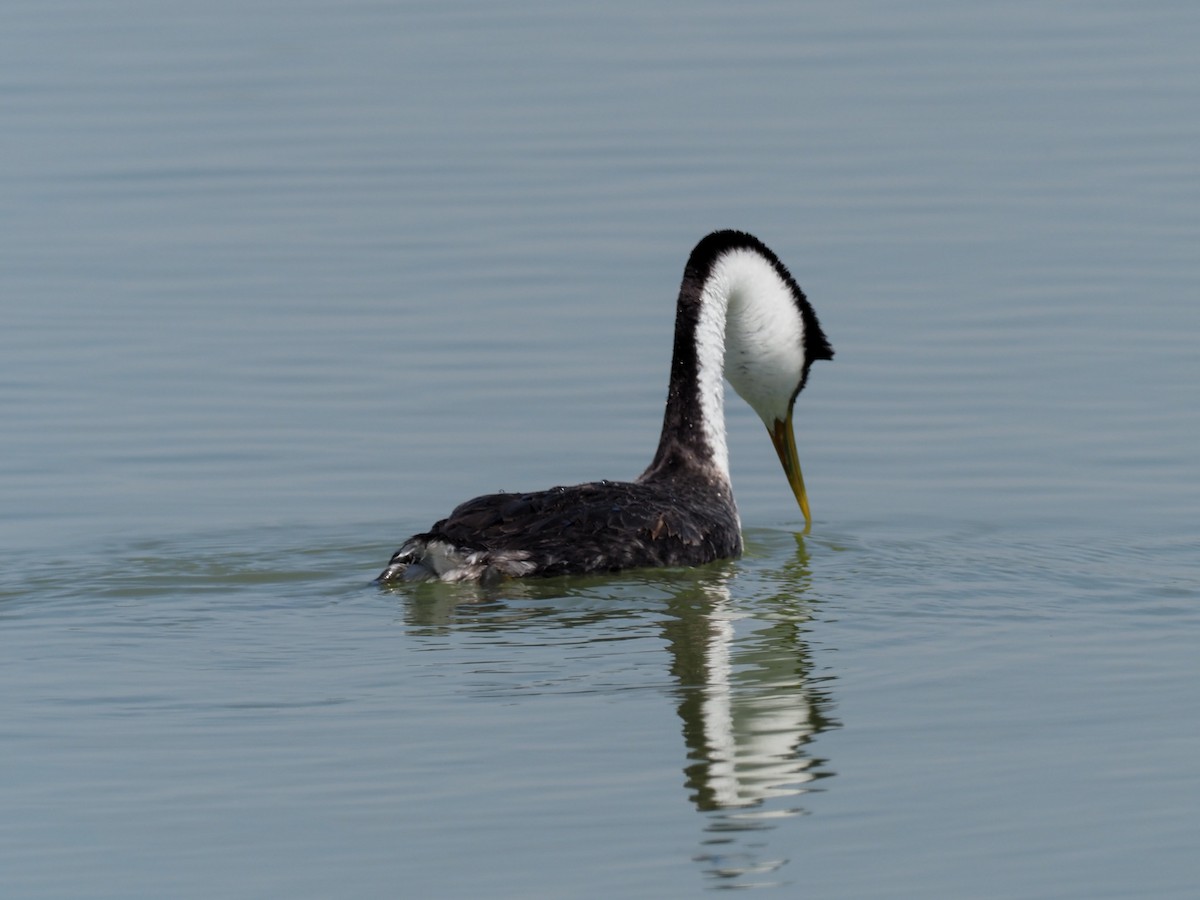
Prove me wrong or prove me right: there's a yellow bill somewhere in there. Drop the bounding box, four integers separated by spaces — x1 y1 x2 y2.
768 408 813 532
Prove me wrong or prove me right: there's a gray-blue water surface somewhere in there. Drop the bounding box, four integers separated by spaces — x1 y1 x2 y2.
4 1 1199 896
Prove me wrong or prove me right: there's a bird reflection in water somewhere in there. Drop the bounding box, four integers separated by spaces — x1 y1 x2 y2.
661 532 837 889
391 531 836 890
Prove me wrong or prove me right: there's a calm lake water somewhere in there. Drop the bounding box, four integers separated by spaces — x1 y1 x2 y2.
4 1 1199 897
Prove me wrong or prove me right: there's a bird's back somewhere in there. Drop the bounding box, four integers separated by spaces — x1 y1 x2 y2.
377 475 740 584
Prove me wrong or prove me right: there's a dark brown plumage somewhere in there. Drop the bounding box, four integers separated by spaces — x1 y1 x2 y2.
377 475 740 584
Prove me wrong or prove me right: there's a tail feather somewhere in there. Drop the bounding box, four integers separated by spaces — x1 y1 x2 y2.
376 538 538 584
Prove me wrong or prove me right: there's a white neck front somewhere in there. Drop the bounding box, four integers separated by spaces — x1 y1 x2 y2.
693 278 732 481
693 248 810 481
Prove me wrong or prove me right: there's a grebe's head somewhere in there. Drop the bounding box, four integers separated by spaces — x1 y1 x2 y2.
692 231 833 528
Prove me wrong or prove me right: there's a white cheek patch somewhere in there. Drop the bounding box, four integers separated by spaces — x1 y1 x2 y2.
711 250 806 425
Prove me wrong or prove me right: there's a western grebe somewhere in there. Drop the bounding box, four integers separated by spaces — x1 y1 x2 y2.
377 230 833 584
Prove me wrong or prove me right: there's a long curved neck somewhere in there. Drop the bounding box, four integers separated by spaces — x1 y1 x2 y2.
639 259 731 486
